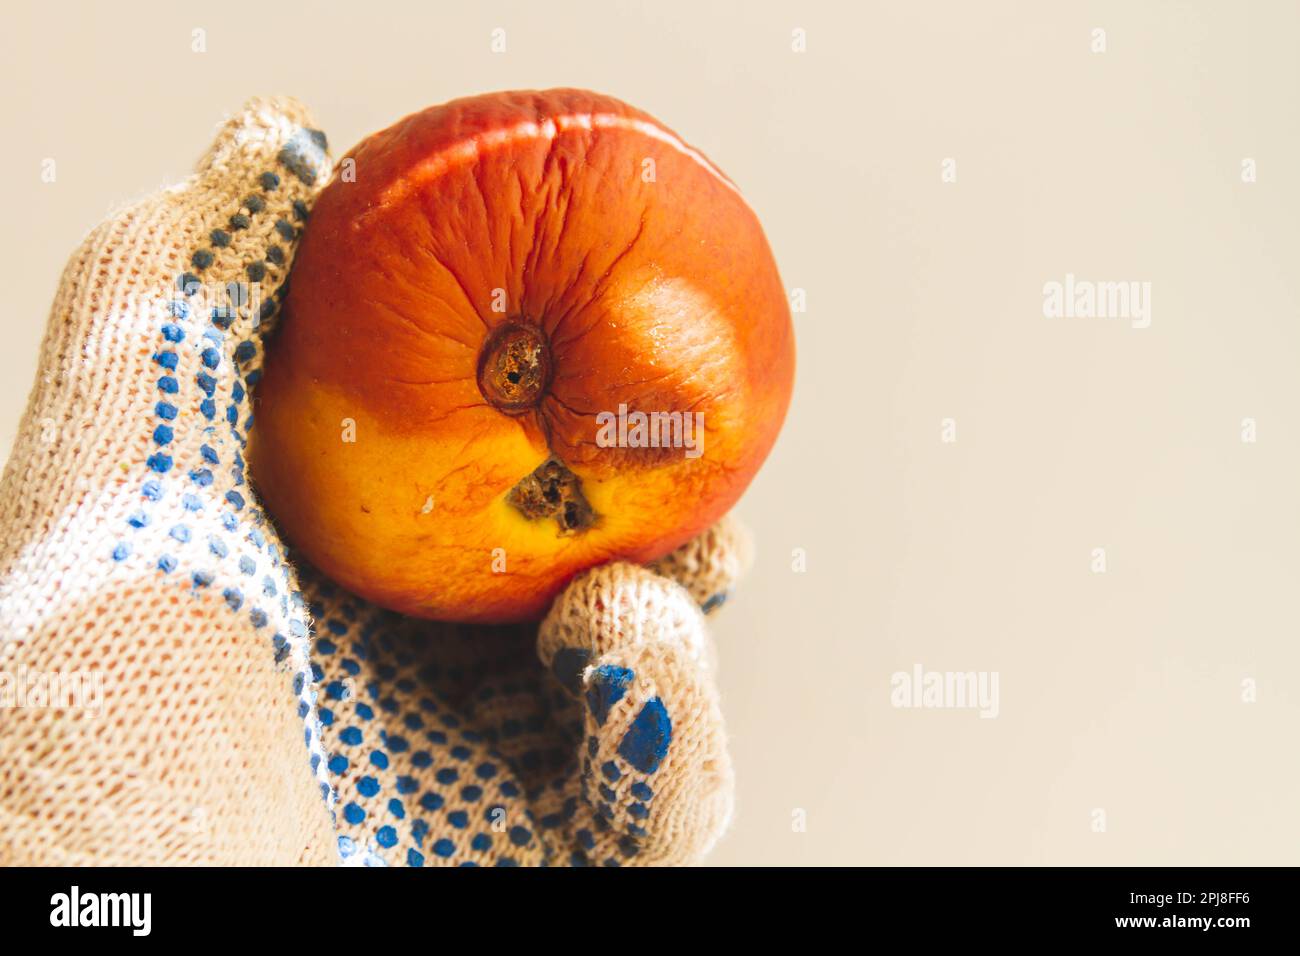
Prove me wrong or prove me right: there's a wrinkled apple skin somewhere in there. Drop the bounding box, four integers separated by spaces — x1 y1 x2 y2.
250 89 794 623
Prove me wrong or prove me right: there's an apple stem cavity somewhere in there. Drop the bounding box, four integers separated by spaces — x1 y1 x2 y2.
507 457 597 534
478 320 551 413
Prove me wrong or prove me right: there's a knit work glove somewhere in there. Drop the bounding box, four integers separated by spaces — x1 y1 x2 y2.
313 517 747 867
0 97 744 867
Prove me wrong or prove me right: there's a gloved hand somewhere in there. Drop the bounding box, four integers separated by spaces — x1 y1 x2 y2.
0 97 746 866
312 515 747 867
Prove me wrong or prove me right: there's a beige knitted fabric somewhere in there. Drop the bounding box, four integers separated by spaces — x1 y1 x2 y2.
649 519 753 611
0 97 336 865
0 97 747 867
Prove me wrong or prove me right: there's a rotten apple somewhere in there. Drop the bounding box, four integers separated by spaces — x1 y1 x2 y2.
250 89 795 623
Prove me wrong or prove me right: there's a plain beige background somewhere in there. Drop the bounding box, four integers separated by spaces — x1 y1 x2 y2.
3 0 1298 865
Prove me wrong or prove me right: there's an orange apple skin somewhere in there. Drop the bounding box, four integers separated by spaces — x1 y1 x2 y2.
250 89 795 623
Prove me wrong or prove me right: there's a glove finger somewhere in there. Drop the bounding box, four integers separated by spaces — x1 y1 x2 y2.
176 96 331 368
647 514 753 613
537 562 711 697
196 96 328 188
0 97 337 864
556 636 733 866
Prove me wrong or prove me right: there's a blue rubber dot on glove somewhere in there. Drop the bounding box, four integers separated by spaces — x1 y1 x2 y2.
585 665 634 726
618 698 672 774
701 591 729 614
279 128 329 185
